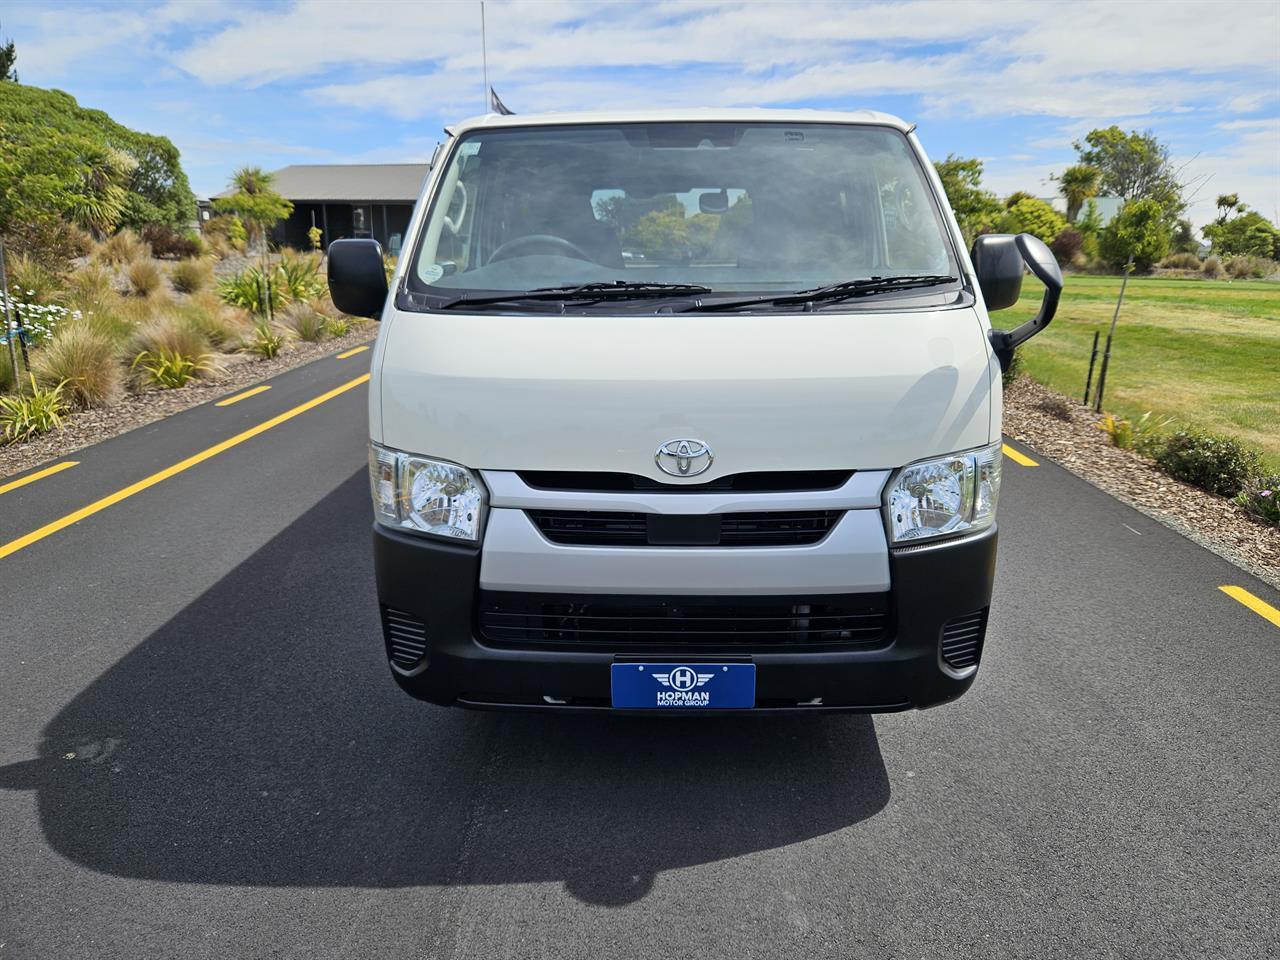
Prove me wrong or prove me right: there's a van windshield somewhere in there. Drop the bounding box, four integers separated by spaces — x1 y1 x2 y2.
410 122 958 304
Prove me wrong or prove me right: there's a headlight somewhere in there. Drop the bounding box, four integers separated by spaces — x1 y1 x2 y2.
369 443 486 542
885 441 1002 544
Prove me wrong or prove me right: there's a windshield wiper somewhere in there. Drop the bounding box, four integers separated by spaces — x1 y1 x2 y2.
437 280 713 310
682 275 958 312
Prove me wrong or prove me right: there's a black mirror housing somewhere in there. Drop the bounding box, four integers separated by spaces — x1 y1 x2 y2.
971 234 1024 310
971 233 1064 370
328 238 389 319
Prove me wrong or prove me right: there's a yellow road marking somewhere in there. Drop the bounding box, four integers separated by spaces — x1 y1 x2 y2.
215 384 272 407
0 461 79 496
337 345 370 359
1002 444 1039 467
1219 585 1280 629
0 375 370 561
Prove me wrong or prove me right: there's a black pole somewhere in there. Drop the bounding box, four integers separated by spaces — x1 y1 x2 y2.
1083 330 1100 404
1095 254 1133 412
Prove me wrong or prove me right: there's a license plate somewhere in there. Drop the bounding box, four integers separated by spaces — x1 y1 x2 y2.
610 662 755 709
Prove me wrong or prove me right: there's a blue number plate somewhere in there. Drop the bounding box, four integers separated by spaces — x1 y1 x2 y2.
610 663 756 709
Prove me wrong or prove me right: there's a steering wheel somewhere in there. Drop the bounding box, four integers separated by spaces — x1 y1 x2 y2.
895 181 921 232
488 234 594 263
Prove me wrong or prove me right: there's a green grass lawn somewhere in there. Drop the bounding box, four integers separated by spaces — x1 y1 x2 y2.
999 274 1280 472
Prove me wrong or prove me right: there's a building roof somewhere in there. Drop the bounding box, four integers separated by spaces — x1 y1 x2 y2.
444 107 913 136
212 164 430 202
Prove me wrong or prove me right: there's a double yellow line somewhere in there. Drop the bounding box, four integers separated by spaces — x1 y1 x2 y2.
0 374 369 561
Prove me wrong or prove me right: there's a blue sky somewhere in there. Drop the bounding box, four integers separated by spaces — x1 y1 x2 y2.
6 0 1279 232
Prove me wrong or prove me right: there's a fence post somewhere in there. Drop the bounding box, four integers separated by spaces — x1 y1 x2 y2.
1083 330 1100 404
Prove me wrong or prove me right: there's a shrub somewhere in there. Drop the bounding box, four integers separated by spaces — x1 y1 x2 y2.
1099 199 1171 269
95 229 151 265
1151 430 1262 497
1234 477 1280 527
280 301 327 341
0 376 67 444
140 223 202 259
171 258 214 294
219 266 282 315
1202 256 1224 279
32 322 124 408
205 215 247 253
1049 228 1083 265
177 297 251 350
66 262 117 306
1160 252 1201 270
131 349 218 389
127 259 164 297
6 252 66 305
275 250 325 303
129 315 215 388
325 315 351 338
1225 255 1273 279
1095 414 1134 448
1131 411 1176 455
998 197 1068 245
247 321 287 359
1 218 90 269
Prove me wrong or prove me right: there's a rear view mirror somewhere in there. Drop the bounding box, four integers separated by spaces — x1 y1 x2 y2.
971 233 1063 370
327 238 388 319
698 189 730 214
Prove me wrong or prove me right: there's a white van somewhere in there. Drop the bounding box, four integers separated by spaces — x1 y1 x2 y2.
328 109 1061 713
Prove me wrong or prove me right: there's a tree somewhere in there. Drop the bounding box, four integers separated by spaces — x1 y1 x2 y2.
1074 126 1183 219
212 167 293 251
1202 210 1280 259
1214 194 1241 224
1003 191 1037 209
1056 164 1100 223
998 197 1067 245
933 154 1002 246
0 82 195 248
0 26 16 82
1099 198 1171 269
67 145 135 237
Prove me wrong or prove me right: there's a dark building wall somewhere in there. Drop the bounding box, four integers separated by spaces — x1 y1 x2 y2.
271 202 415 252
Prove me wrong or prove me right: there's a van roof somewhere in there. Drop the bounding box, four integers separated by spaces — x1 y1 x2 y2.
445 107 913 136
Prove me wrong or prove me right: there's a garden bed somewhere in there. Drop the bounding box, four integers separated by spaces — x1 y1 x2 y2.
0 324 373 479
1003 375 1279 589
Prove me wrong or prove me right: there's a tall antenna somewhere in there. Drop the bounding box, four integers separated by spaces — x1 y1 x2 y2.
480 0 489 113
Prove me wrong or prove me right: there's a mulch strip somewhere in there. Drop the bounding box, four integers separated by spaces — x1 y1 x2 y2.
1 324 375 479
1003 376 1279 590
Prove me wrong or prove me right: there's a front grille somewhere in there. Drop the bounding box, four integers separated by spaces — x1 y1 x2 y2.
518 470 852 493
381 606 428 668
940 608 988 669
527 509 841 547
477 591 889 650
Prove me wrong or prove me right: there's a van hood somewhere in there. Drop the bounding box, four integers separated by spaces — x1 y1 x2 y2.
374 307 996 479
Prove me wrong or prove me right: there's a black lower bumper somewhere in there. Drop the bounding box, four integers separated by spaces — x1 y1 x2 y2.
372 523 998 713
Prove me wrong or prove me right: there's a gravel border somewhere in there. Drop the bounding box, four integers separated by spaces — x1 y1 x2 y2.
1003 376 1280 590
1 324 375 479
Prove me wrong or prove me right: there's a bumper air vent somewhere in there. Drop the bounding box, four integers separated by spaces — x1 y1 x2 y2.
527 510 841 547
477 591 889 651
940 608 989 670
381 606 428 669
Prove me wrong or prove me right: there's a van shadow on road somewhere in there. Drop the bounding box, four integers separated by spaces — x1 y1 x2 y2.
0 472 890 906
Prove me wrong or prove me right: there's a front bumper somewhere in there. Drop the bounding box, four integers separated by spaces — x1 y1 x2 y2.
372 523 998 713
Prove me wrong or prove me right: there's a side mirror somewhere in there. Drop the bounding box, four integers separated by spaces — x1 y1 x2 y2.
971 233 1063 370
327 238 388 319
